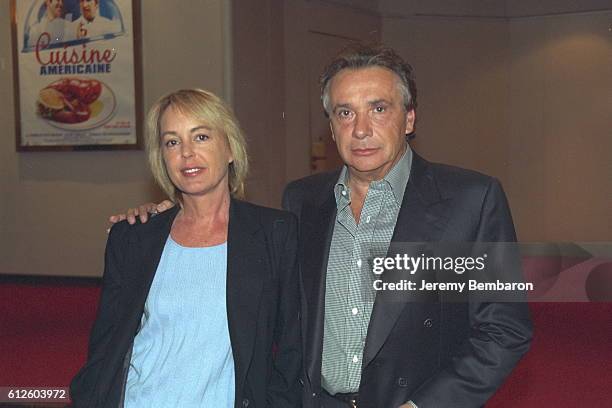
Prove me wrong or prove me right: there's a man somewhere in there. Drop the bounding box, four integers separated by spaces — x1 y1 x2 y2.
27 0 68 48
281 44 532 408
115 44 532 407
71 0 119 40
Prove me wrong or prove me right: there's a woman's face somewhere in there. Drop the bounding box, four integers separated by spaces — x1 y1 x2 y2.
160 106 233 200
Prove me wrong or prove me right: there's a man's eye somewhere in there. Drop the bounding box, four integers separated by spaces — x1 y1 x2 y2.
374 106 386 113
195 134 209 141
338 110 352 118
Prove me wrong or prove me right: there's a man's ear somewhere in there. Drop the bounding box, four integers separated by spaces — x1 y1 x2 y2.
405 109 416 134
329 122 336 141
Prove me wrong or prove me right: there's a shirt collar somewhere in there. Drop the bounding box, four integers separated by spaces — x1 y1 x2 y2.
385 144 412 205
334 143 413 208
334 166 351 210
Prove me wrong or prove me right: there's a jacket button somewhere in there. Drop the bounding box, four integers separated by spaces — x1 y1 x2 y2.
423 318 433 328
397 377 409 387
242 398 250 407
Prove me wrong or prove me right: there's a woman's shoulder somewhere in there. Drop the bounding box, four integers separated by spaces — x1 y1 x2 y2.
232 200 298 243
106 206 178 244
232 199 296 223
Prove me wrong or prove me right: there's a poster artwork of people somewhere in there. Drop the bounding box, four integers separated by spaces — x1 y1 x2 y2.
14 0 138 148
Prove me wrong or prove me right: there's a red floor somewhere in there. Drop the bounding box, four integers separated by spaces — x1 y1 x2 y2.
0 280 100 388
1 280 611 406
488 302 612 406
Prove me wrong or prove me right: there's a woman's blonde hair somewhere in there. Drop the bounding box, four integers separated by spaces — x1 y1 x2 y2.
145 88 248 201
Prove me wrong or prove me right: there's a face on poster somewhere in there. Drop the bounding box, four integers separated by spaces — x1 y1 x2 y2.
13 0 139 149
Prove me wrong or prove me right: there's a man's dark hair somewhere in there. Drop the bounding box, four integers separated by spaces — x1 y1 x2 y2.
320 43 417 117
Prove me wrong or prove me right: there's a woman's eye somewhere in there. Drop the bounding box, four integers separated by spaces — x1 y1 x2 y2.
165 139 178 147
195 134 209 141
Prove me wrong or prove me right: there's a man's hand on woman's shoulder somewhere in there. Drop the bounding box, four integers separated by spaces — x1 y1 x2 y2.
108 200 175 225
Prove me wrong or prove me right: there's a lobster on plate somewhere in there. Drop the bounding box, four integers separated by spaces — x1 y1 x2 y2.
37 78 103 124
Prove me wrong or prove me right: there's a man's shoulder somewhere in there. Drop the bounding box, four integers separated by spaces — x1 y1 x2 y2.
428 160 495 185
410 157 501 203
282 169 340 212
284 169 340 195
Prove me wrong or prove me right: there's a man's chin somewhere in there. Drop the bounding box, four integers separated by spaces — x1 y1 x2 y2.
347 163 391 180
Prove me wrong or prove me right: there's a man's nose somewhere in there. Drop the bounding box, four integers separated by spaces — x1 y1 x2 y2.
352 113 372 139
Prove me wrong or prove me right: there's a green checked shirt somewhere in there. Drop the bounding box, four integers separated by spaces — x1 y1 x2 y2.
321 145 413 395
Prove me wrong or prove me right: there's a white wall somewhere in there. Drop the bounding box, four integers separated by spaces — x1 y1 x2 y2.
0 0 230 277
383 16 511 180
383 11 612 241
505 12 612 241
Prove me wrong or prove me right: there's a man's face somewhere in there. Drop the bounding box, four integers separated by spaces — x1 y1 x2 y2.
80 0 98 22
46 0 63 19
327 66 415 182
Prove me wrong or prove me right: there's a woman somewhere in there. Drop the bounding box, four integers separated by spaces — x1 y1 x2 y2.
70 89 302 407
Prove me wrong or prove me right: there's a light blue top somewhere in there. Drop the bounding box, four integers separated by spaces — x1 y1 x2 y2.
124 237 235 408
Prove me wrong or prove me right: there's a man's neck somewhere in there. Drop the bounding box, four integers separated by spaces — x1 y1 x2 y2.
344 144 409 223
346 173 373 225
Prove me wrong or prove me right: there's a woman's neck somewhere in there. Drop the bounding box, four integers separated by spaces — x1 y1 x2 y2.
180 188 231 221
171 190 231 247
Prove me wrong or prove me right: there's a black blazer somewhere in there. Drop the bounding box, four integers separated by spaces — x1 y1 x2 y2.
70 199 302 408
282 152 532 408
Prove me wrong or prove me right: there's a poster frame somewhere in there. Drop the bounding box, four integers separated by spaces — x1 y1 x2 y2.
10 0 143 152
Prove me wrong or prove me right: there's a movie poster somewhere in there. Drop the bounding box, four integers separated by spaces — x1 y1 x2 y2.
12 0 140 150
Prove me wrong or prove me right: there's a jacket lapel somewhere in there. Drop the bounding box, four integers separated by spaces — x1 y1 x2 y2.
300 172 338 390
226 199 265 394
363 154 451 368
116 206 178 336
95 206 178 403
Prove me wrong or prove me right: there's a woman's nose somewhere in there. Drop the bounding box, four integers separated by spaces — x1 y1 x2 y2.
181 142 195 158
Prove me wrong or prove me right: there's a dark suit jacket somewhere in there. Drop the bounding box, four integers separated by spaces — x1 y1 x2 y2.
282 152 532 408
70 199 302 408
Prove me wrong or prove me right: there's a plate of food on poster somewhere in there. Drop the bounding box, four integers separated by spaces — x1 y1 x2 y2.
37 77 117 131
